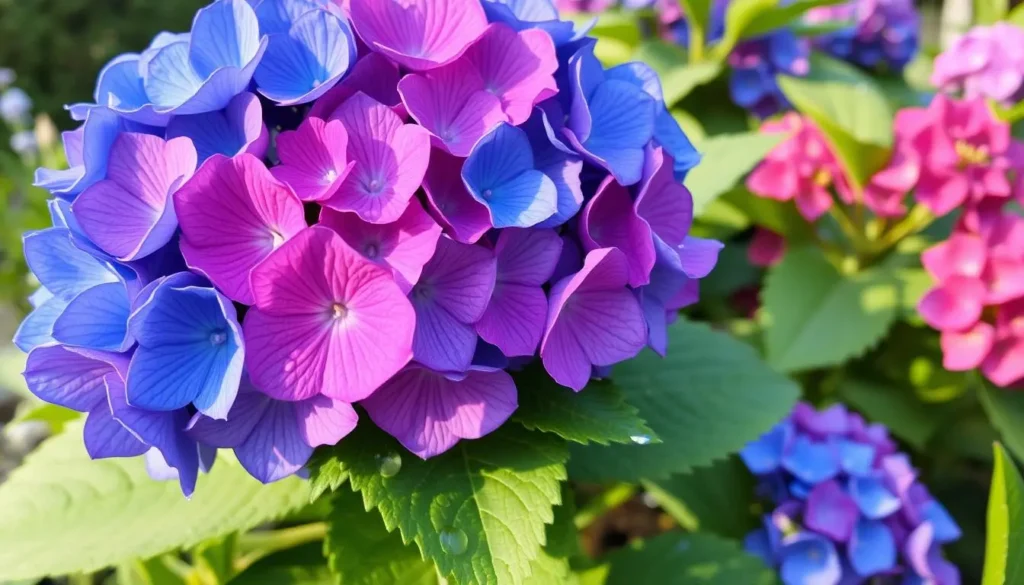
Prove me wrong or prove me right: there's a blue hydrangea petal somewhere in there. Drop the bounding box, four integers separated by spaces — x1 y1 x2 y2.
571 79 655 186
741 420 793 474
189 0 263 76
463 123 557 228
744 528 776 566
127 283 244 419
146 41 206 109
780 534 841 585
13 295 70 352
781 435 840 484
837 438 876 476
921 500 962 543
23 228 120 300
34 108 125 197
654 109 701 180
605 62 664 103
849 475 902 519
52 282 134 352
188 389 270 448
849 519 896 577
254 10 356 105
729 67 769 108
253 0 330 34
481 0 576 45
236 400 312 483
84 403 149 459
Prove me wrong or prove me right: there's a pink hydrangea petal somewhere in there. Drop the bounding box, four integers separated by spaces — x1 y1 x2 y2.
462 24 558 125
308 53 404 120
921 233 987 282
795 184 834 221
636 147 693 248
244 226 415 402
984 256 1024 304
362 366 517 459
477 283 547 357
293 393 359 447
349 0 488 71
917 276 986 332
271 117 354 202
324 92 432 223
494 228 562 286
983 336 1024 387
398 67 505 157
540 248 646 391
422 149 492 243
174 153 306 304
941 322 995 371
916 171 971 217
580 176 656 287
320 201 442 293
747 159 798 201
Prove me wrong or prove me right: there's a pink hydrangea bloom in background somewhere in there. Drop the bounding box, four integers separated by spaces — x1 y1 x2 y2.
746 113 853 221
932 23 1024 106
919 213 1024 387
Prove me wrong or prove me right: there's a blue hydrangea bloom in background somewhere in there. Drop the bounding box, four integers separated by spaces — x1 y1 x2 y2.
805 0 920 72
741 402 961 585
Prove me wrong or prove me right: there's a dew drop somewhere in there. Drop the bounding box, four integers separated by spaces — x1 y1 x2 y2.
284 361 296 373
630 435 653 445
376 452 402 478
439 527 468 556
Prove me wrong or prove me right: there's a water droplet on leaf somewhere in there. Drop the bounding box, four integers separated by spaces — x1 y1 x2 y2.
630 435 653 445
439 527 468 555
376 452 402 478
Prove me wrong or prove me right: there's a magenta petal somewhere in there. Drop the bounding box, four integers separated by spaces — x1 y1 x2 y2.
244 226 415 402
921 233 987 281
74 133 197 261
320 201 443 293
175 154 306 304
324 92 431 223
540 248 647 391
410 237 497 372
398 67 505 157
580 176 656 287
293 393 359 447
461 24 558 125
917 276 986 332
637 147 694 248
941 322 995 371
982 336 1024 387
362 365 517 458
308 53 405 120
349 0 488 71
271 116 354 202
984 256 1024 304
422 149 492 243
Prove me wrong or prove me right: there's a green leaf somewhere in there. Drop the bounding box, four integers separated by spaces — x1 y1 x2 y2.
642 457 758 540
1010 3 1024 26
760 247 899 372
603 532 774 585
325 489 436 585
11 401 79 433
980 384 1024 464
839 379 954 450
0 345 30 400
716 0 845 57
686 133 784 215
632 41 723 107
0 422 310 581
230 543 333 585
982 444 1024 585
718 187 817 244
679 0 713 37
525 487 580 585
778 53 893 188
569 320 800 481
514 365 658 446
975 0 1008 25
315 423 568 585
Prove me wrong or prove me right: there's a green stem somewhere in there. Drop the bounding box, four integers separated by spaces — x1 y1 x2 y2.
574 483 638 530
688 25 705 63
869 204 934 257
234 522 327 572
827 203 868 255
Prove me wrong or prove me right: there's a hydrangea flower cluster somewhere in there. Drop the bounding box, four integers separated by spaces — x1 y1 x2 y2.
741 402 962 585
14 0 718 493
932 23 1024 107
805 0 920 72
0 72 38 157
746 112 856 221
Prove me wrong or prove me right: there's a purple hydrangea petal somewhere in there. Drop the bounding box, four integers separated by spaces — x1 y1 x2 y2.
580 176 656 287
677 236 723 280
235 399 313 483
188 387 269 447
804 480 858 542
293 393 359 447
363 365 518 458
34 108 126 197
254 9 356 105
23 345 126 412
84 402 149 459
166 92 269 162
422 149 493 244
308 52 404 120
481 0 576 46
410 237 497 372
636 146 694 248
523 108 584 228
540 248 646 391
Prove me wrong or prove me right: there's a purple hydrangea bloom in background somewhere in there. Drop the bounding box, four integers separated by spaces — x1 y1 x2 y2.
932 23 1024 106
741 402 962 585
806 0 920 72
17 0 715 491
